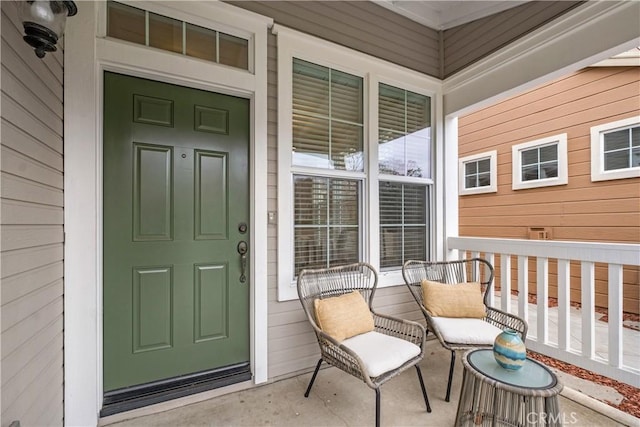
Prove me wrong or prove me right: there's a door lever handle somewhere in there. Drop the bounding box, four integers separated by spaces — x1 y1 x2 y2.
237 241 248 283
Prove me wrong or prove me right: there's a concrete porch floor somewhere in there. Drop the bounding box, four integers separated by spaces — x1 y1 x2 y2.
102 341 636 427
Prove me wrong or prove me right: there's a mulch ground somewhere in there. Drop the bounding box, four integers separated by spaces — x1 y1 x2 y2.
504 292 640 418
529 347 640 418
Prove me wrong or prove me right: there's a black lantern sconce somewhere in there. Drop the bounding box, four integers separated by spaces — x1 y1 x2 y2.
19 0 77 58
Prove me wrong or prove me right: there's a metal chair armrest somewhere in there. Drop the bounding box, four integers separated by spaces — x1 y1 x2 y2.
371 311 426 349
486 307 528 340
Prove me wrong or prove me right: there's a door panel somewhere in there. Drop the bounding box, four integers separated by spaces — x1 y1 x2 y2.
103 72 250 392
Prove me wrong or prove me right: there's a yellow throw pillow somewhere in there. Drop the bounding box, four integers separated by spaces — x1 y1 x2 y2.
421 280 486 318
314 291 375 342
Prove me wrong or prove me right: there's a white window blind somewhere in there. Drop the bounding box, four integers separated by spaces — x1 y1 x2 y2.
378 83 431 178
379 183 427 269
292 59 363 171
603 125 640 171
294 176 360 275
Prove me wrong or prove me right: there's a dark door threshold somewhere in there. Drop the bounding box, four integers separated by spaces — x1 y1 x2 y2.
100 362 251 417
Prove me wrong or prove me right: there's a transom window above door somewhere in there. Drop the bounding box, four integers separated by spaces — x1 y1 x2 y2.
106 1 249 70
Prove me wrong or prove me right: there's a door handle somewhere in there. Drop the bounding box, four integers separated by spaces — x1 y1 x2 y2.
237 241 248 283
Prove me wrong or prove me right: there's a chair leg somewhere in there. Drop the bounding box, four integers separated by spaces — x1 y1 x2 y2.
375 388 381 427
304 359 323 398
445 350 455 402
415 365 432 413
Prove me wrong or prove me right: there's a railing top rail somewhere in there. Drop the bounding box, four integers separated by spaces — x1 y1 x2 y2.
448 236 640 265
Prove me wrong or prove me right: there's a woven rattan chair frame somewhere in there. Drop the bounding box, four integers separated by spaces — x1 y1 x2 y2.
297 262 431 427
402 258 528 402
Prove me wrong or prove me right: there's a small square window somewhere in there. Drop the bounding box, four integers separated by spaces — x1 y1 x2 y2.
512 134 567 190
591 117 640 181
459 151 497 195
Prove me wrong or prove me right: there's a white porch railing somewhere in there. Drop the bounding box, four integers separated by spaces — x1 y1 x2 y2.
448 236 640 387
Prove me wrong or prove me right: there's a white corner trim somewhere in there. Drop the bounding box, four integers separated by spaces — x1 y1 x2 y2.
458 150 498 195
511 134 568 191
590 116 640 182
64 2 271 425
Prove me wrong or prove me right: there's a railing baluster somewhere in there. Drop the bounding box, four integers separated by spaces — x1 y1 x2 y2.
517 256 528 324
608 264 623 368
501 254 511 313
537 257 549 344
446 236 640 387
557 259 571 351
581 261 596 359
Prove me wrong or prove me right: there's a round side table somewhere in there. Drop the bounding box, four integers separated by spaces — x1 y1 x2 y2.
455 349 563 426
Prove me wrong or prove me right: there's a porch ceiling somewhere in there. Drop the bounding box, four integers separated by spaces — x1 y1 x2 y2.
374 0 529 30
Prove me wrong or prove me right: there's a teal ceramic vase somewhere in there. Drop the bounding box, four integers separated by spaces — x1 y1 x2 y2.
493 329 526 370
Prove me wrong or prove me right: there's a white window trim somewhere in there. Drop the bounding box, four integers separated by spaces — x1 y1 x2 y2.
512 134 568 190
590 116 640 182
459 150 498 195
274 25 441 301
65 3 271 425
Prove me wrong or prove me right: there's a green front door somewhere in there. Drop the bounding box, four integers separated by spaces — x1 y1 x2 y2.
103 72 250 392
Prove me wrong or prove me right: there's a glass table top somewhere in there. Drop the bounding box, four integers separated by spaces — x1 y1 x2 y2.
467 349 556 389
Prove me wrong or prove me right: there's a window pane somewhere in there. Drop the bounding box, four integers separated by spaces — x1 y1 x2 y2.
379 183 426 269
379 84 406 132
605 150 630 171
604 129 630 152
465 175 477 189
404 185 426 224
292 59 362 171
185 23 216 62
292 115 330 168
294 176 359 275
332 122 363 171
378 83 431 178
293 59 330 117
521 149 538 166
478 172 491 187
149 13 182 53
219 33 249 70
540 162 558 178
522 165 539 181
406 92 430 134
632 127 640 147
478 158 491 173
465 161 478 175
404 227 427 261
539 144 557 162
331 70 362 123
107 1 145 45
406 130 430 177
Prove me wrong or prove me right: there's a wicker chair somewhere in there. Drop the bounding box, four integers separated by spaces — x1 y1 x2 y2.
297 262 431 427
402 258 528 402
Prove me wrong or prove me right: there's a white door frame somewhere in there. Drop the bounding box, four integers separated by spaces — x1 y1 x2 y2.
63 2 272 425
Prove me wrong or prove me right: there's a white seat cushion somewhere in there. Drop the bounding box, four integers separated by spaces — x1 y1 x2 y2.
341 331 421 378
431 317 502 345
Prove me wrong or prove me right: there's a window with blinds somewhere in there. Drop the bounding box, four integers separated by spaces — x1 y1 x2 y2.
521 143 558 181
379 183 427 269
378 84 430 269
603 125 640 171
464 158 491 189
293 176 360 275
292 59 364 171
378 83 431 178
